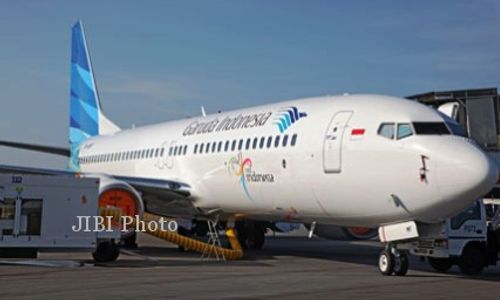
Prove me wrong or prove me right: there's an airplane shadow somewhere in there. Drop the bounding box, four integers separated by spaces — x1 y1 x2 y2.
103 235 500 282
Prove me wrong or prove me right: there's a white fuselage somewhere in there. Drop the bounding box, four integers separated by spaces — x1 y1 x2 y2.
77 95 497 227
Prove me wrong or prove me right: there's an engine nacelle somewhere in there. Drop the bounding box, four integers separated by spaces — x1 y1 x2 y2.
83 175 144 237
313 224 378 241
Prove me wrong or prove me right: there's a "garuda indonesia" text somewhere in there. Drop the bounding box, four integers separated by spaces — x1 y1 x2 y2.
183 111 272 136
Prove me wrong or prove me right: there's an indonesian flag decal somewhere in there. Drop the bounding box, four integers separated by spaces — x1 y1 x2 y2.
351 128 365 140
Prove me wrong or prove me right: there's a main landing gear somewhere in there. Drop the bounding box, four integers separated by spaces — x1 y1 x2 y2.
235 221 266 249
378 244 409 276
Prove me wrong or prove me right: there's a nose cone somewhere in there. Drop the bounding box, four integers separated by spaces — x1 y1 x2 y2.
437 139 497 212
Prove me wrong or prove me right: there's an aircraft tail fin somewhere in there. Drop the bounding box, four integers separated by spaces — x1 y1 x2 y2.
70 21 120 169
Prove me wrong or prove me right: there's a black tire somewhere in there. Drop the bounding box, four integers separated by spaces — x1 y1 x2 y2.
378 250 394 276
458 244 485 275
120 232 138 249
92 242 120 262
393 253 409 276
428 257 453 273
247 224 266 249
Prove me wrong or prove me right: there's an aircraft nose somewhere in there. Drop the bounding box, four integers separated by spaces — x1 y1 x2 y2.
437 139 497 206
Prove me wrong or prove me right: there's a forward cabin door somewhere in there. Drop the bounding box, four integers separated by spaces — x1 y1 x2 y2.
323 111 353 173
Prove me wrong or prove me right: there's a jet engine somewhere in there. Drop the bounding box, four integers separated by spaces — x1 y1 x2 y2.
86 175 145 237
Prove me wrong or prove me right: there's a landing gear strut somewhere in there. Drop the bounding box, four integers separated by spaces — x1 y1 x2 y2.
378 244 409 276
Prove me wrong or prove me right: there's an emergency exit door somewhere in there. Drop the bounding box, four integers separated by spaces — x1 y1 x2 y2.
323 111 353 173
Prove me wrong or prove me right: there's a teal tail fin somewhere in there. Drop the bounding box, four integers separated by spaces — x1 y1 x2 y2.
69 21 120 170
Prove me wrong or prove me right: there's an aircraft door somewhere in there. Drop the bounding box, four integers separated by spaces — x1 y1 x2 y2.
323 111 353 173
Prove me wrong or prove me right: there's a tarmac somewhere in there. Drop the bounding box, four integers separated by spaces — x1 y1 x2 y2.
0 234 499 299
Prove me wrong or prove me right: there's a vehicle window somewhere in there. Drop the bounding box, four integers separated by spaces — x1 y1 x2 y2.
224 141 229 152
291 134 297 146
245 138 251 150
231 140 236 151
212 142 216 153
238 139 243 151
200 143 204 154
450 201 481 230
397 123 413 140
217 141 222 152
252 137 258 149
378 123 395 139
194 144 198 154
413 122 450 135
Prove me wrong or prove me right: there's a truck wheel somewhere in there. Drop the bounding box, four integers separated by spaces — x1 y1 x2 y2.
393 253 409 276
93 242 120 262
378 250 394 276
458 244 485 275
428 257 453 272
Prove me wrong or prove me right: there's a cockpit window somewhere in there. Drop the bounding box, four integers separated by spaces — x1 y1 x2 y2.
438 112 467 137
378 123 395 139
412 122 450 135
397 123 413 139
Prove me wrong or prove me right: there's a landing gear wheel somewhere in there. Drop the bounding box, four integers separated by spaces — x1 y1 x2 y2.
428 257 453 273
458 245 485 275
378 250 394 276
247 224 265 249
120 232 138 249
235 222 266 250
93 241 120 262
393 253 409 276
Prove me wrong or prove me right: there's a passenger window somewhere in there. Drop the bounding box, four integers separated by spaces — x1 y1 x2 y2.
378 123 395 139
266 136 272 148
282 135 289 147
291 134 297 146
238 139 243 151
224 141 229 152
155 148 159 157
183 145 188 155
160 148 165 157
397 123 413 140
259 137 265 149
274 135 280 148
231 140 236 151
245 138 251 150
200 143 204 154
212 142 216 153
217 141 222 152
252 137 258 149
194 144 198 154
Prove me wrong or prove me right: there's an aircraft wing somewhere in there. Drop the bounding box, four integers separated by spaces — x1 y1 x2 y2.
0 164 194 216
0 140 70 157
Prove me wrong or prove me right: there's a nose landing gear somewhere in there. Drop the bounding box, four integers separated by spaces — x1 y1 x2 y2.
378 244 409 276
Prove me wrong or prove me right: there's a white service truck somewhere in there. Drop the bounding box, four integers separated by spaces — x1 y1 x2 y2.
0 174 121 262
399 200 500 275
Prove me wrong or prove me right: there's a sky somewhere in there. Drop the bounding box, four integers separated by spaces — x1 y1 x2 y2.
0 0 499 168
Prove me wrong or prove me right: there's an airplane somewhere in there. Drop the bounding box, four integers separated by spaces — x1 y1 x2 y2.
0 21 497 275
